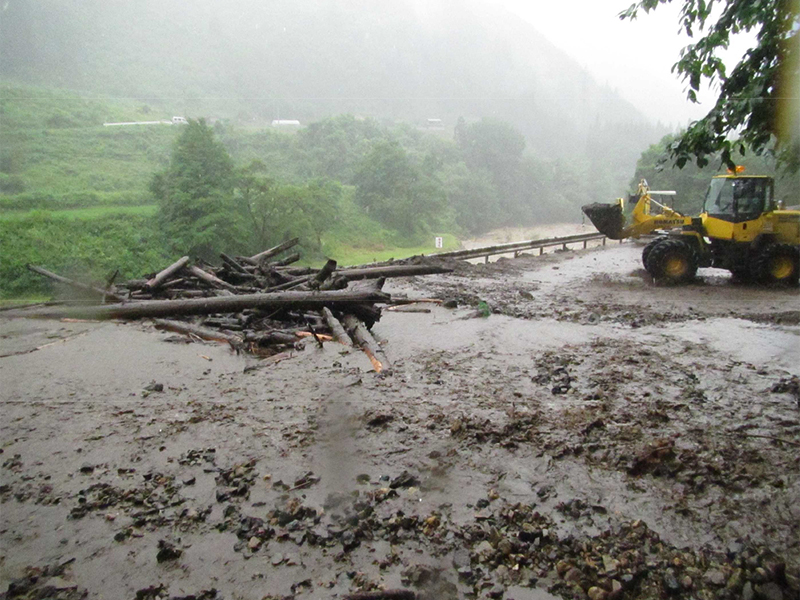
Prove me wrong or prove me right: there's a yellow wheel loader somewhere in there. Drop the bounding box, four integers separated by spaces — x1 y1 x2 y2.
582 174 800 285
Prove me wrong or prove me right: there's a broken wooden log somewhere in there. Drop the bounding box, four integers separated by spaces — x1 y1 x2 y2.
338 263 452 281
5 288 390 321
26 264 127 303
270 252 300 267
250 237 300 263
152 319 244 347
311 259 337 289
296 330 334 343
275 266 315 276
342 313 391 373
243 330 300 345
343 591 416 600
319 275 349 291
265 275 313 292
322 307 351 346
145 256 190 290
220 253 250 275
187 265 239 293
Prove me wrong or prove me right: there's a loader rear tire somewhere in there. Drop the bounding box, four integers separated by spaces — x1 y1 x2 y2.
755 244 800 286
646 238 699 284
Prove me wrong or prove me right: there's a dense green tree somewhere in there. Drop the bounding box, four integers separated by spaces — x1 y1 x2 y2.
353 140 445 235
300 179 343 248
235 161 342 251
440 163 500 234
456 118 526 187
151 119 244 259
295 115 386 183
621 0 800 171
235 160 279 252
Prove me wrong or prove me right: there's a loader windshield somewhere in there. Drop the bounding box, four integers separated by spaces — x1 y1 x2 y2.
703 177 772 222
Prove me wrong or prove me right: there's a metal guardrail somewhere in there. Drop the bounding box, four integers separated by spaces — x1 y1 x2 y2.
428 232 612 263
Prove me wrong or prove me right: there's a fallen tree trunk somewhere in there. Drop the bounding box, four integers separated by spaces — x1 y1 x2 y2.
270 252 300 267
311 259 337 289
338 263 452 281
27 264 127 303
322 307 351 346
265 275 313 292
4 289 390 321
342 313 391 373
145 256 190 290
250 237 300 263
244 330 300 345
343 591 416 600
187 265 239 293
219 253 250 275
152 318 243 347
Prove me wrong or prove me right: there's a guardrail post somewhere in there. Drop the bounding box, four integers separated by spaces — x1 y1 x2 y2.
603 237 606 246
562 243 567 251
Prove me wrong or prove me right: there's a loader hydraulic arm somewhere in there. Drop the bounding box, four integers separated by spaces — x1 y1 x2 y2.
582 179 691 239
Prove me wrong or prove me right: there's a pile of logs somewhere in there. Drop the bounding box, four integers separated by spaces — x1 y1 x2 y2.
20 238 453 373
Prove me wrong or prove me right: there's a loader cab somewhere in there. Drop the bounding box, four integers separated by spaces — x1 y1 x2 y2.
703 176 774 223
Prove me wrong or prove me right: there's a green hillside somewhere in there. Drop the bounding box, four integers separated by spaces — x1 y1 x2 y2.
0 0 669 200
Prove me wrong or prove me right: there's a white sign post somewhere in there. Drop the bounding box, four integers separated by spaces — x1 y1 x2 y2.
434 236 443 249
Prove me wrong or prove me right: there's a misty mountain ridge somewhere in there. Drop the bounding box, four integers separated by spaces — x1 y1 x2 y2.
1 0 662 164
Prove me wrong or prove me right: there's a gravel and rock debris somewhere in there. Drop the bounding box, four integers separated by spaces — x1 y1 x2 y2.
2 242 799 599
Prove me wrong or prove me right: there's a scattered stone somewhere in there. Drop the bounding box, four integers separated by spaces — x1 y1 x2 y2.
248 536 262 551
389 470 419 489
564 568 582 584
156 539 182 563
588 586 607 600
756 582 784 600
704 569 727 587
79 462 94 474
743 582 756 600
143 381 164 393
663 571 681 595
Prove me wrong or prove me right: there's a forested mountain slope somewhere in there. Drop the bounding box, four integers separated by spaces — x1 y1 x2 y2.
1 0 666 190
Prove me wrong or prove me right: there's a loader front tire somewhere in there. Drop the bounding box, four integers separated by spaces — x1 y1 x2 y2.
646 238 699 284
641 238 661 269
755 244 800 286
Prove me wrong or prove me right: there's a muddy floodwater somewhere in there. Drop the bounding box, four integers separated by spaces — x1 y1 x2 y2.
1 241 799 600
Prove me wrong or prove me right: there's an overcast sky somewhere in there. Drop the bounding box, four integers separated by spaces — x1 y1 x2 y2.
497 0 751 127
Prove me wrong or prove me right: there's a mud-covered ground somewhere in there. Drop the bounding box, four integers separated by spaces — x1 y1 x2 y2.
1 240 799 600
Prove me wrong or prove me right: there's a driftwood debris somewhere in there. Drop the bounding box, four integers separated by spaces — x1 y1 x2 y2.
26 264 127 303
343 313 391 373
250 237 300 263
17 239 453 366
12 289 390 321
145 256 190 290
322 307 351 346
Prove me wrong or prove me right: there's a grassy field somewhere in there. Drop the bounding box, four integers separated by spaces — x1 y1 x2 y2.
0 205 158 221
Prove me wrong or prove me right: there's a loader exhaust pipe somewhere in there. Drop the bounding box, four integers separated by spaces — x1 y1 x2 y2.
581 202 625 240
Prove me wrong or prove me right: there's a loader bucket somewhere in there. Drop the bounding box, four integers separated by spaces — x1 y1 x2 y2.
582 202 625 239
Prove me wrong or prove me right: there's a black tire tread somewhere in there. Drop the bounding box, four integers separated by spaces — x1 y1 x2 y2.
645 238 699 284
754 243 800 286
641 238 661 269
